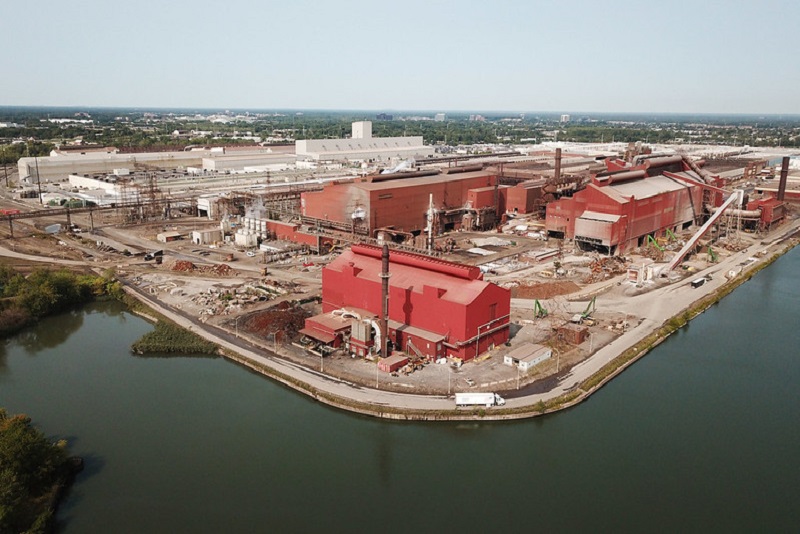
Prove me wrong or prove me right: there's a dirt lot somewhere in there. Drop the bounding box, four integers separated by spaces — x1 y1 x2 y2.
511 280 581 299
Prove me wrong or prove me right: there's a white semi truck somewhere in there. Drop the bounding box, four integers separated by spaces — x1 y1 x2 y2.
455 392 505 407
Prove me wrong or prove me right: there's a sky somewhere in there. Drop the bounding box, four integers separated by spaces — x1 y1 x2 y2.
2 0 798 114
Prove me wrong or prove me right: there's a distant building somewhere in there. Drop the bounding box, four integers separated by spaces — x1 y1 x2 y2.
295 121 433 163
434 113 446 122
560 114 571 123
191 228 223 245
375 113 393 121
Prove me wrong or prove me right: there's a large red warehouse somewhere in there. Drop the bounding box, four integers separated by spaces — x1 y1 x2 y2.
303 244 511 362
300 170 503 239
545 158 707 254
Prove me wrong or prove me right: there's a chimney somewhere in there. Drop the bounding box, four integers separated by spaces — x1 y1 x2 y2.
778 156 789 201
554 147 562 182
380 244 390 359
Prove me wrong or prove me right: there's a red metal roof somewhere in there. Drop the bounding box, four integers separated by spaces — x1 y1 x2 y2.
328 246 493 306
298 327 337 344
352 170 494 191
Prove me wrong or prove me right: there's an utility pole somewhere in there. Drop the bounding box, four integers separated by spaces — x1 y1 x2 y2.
34 155 42 205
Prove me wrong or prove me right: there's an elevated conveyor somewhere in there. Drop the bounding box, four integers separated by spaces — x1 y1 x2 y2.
664 190 743 272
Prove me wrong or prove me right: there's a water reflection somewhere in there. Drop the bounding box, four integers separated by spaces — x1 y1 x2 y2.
16 310 84 355
375 424 392 485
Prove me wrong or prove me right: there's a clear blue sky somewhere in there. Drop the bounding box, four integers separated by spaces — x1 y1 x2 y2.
2 0 798 113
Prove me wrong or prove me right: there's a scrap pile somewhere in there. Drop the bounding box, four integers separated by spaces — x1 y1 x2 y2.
719 240 746 252
171 260 196 272
243 300 309 340
510 281 580 299
169 260 235 276
583 256 627 284
208 264 234 276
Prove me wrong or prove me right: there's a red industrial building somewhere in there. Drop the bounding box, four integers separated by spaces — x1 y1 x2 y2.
744 197 787 230
506 179 547 215
301 244 511 362
300 170 505 240
545 157 707 254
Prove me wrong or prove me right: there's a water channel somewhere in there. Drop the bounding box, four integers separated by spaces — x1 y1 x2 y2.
2 247 799 532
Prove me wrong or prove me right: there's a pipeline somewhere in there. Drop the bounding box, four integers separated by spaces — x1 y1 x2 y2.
364 169 440 182
681 155 716 184
706 205 762 219
442 164 484 174
352 244 482 280
442 317 511 349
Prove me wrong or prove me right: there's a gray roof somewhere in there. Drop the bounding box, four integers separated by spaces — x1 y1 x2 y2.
611 174 693 200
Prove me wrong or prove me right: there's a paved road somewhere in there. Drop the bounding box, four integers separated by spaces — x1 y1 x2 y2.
0 244 88 266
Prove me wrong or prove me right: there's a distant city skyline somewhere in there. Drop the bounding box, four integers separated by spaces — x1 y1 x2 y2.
3 0 798 114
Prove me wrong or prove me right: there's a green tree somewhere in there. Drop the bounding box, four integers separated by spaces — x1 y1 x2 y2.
0 409 69 533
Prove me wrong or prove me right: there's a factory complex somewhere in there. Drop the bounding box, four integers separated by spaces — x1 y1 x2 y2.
4 125 800 396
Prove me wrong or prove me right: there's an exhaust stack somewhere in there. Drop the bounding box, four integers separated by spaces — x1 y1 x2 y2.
778 156 789 201
380 244 390 359
554 147 562 182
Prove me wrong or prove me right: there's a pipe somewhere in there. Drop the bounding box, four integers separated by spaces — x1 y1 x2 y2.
352 244 482 280
364 170 440 182
681 155 715 184
442 164 483 174
778 156 789 201
644 155 683 168
444 317 511 348
707 205 762 218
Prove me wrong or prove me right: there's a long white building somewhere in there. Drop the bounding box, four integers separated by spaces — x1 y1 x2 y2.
295 121 434 163
17 146 293 181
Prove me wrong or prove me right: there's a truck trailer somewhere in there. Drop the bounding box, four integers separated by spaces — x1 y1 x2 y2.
455 392 505 407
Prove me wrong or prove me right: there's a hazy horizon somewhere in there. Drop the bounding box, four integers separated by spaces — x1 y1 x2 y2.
3 0 798 114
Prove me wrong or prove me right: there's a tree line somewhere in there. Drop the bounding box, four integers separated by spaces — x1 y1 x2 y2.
0 266 122 337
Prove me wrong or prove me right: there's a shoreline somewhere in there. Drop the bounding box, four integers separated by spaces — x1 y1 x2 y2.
120 226 800 421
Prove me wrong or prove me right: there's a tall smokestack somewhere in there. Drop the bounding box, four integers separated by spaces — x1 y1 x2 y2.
554 147 562 183
380 244 390 359
778 156 789 201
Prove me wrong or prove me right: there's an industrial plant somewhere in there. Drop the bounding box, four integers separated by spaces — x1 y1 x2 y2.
3 119 800 398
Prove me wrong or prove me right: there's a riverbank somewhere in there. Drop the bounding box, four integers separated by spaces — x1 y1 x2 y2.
119 220 800 421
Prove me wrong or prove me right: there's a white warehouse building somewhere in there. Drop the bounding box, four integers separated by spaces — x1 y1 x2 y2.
295 121 434 163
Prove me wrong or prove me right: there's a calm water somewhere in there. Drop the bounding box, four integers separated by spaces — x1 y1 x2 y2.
2 248 799 533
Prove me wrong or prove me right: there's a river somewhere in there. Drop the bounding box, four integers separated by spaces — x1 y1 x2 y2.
2 247 799 532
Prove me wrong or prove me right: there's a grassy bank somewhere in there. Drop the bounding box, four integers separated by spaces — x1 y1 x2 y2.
131 319 218 356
